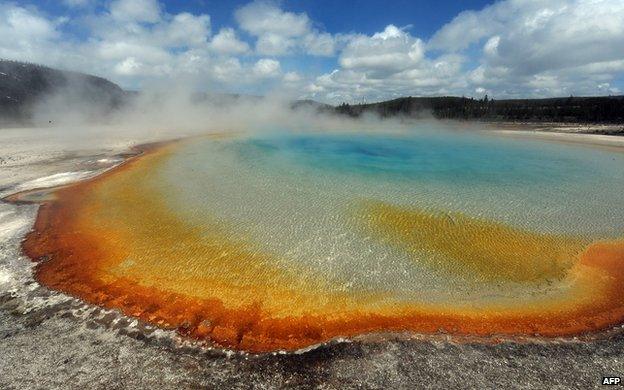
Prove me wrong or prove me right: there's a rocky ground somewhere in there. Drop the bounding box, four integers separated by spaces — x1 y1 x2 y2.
492 122 624 136
2 303 624 389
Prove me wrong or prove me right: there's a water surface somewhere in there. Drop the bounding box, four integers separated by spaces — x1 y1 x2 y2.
23 127 624 351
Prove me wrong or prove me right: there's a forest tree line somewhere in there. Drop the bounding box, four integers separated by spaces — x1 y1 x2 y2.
334 95 624 123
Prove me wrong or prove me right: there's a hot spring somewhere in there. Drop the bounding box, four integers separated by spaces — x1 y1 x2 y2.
22 127 624 352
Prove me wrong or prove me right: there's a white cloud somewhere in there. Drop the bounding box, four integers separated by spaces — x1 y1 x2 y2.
0 3 63 63
88 10 211 50
0 1 284 92
109 0 162 23
339 25 424 74
303 25 466 103
235 1 336 57
429 4 502 51
78 3 212 83
254 33 296 56
477 0 624 75
235 1 310 37
209 28 249 55
310 56 466 103
308 0 624 102
2 0 624 102
253 58 281 78
0 4 58 41
157 13 211 47
302 32 336 56
429 0 624 96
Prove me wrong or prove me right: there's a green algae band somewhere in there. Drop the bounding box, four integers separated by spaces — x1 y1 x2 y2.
24 130 624 352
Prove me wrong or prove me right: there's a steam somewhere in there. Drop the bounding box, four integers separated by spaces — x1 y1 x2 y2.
23 76 412 140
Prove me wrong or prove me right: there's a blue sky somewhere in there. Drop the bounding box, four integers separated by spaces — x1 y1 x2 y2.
28 0 494 36
1 0 623 103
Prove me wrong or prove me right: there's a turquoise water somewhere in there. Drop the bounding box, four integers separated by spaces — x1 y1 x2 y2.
227 130 624 235
242 131 597 185
150 128 624 299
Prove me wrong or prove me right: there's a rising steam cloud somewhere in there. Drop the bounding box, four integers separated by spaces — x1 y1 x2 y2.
26 76 412 139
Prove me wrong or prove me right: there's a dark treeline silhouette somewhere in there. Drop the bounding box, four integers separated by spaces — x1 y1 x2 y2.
0 59 127 123
334 95 624 123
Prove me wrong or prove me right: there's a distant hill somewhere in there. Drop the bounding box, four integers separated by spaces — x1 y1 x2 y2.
290 99 333 112
334 96 624 123
0 60 127 124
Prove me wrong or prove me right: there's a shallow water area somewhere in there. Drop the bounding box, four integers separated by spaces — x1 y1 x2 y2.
19 126 624 352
